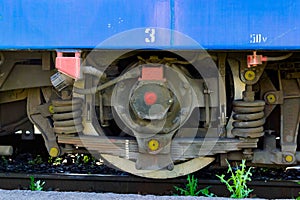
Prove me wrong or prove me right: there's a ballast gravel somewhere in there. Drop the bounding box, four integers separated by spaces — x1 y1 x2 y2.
0 189 253 200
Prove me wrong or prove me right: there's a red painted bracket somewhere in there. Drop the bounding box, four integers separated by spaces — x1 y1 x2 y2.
55 52 81 79
139 65 166 81
247 51 267 68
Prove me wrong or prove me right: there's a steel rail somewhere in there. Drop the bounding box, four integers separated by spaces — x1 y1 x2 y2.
0 173 299 198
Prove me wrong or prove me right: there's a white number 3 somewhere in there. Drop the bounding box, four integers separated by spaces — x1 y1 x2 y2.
145 28 156 43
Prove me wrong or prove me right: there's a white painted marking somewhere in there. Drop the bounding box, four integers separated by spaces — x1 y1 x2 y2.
145 28 156 43
250 33 268 44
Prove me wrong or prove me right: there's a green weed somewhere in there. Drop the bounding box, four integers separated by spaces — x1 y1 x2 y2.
47 156 53 163
48 156 63 165
1 156 8 165
83 155 90 164
216 159 253 198
29 176 45 191
52 157 63 165
174 175 215 197
28 155 43 165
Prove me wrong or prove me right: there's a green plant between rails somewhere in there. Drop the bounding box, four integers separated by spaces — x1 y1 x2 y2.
1 156 8 166
173 174 215 197
53 157 63 166
28 155 43 165
216 159 253 198
83 155 90 164
29 176 45 191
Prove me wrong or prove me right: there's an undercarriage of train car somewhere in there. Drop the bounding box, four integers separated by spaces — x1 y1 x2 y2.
0 50 299 178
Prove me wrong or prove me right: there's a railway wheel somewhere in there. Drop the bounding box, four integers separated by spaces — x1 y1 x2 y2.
71 50 220 179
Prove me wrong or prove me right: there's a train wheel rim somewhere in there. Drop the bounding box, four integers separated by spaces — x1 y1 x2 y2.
101 154 215 179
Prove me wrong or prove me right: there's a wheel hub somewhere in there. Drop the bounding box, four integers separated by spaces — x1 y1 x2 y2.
111 63 197 170
130 82 172 120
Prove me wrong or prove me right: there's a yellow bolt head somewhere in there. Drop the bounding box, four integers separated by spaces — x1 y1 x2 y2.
244 70 256 81
266 94 276 104
148 139 160 151
48 105 54 114
285 155 293 163
49 147 59 157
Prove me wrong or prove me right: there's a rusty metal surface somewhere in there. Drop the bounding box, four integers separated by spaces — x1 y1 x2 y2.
0 173 299 198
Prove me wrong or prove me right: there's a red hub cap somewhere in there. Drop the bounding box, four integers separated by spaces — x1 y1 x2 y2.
144 91 157 105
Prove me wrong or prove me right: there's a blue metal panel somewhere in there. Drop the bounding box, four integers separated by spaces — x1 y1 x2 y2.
0 0 171 49
174 0 300 49
0 0 299 50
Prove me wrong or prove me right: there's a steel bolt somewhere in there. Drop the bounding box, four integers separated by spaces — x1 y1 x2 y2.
284 155 294 163
49 147 59 157
148 139 160 151
183 82 189 89
48 105 54 114
244 70 256 81
167 163 174 171
266 93 276 104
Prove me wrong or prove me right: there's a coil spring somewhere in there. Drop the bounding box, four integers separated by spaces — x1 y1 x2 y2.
52 98 84 134
232 100 265 138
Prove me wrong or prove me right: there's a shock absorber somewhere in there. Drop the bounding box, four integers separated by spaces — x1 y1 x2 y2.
232 85 265 138
52 98 84 134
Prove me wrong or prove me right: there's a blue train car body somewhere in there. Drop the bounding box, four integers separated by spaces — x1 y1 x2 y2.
0 0 299 50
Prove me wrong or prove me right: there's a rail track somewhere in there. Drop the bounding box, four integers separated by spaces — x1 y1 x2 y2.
0 173 299 198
